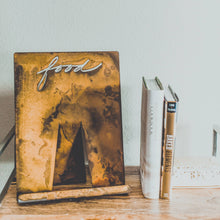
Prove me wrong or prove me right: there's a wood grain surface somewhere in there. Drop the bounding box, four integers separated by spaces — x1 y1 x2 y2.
1 167 220 220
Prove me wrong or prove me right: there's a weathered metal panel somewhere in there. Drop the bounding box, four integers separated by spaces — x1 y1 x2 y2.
14 52 124 194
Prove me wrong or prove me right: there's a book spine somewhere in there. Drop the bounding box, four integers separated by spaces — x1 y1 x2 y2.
160 99 167 196
140 82 164 199
160 101 177 199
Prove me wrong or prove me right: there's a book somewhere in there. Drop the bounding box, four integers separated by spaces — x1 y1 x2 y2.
140 76 164 199
14 52 125 199
0 126 15 203
160 85 179 199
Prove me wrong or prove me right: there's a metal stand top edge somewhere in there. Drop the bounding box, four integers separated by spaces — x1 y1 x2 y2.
0 125 15 156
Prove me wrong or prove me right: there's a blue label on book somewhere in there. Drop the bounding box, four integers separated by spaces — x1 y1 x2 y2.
167 102 176 112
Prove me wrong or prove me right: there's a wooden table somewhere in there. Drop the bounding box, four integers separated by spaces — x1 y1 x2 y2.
0 167 220 220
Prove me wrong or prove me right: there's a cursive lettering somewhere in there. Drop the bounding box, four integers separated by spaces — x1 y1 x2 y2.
37 56 102 91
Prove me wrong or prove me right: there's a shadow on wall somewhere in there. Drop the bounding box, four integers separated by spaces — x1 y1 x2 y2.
0 93 14 141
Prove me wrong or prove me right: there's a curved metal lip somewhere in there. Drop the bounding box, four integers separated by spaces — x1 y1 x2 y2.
0 125 15 156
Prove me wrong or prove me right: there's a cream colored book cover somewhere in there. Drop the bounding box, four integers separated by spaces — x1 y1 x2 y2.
140 77 164 199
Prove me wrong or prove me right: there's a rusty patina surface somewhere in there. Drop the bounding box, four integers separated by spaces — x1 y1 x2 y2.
15 52 124 194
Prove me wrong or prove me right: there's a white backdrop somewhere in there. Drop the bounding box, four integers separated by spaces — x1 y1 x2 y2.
1 0 220 165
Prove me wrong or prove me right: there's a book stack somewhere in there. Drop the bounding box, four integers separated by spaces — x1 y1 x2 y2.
140 77 179 200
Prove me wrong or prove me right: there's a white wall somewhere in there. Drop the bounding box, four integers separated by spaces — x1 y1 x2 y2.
1 0 220 165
